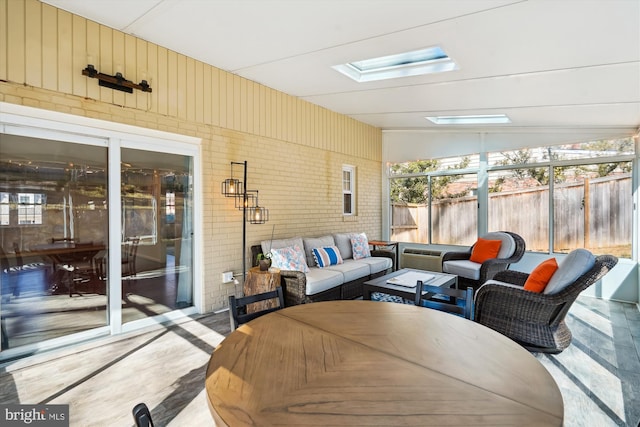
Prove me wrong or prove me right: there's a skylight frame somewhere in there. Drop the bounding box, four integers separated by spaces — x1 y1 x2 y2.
426 114 512 125
333 46 458 83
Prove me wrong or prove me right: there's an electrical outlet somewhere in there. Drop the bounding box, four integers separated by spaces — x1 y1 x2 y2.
222 271 234 283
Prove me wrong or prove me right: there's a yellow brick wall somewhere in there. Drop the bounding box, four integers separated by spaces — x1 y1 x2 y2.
0 0 383 311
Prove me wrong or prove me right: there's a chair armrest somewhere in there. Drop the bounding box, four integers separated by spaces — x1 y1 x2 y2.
475 282 566 325
279 269 307 306
371 249 396 269
441 250 471 263
479 258 525 282
492 270 529 286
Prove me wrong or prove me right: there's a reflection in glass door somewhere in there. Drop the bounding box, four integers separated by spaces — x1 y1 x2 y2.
120 149 193 324
1 107 200 359
0 134 109 351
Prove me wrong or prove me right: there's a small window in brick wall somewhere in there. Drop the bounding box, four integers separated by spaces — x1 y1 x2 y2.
342 165 355 215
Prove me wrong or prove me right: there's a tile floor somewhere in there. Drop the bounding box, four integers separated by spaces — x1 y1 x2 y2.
0 295 638 426
535 296 640 426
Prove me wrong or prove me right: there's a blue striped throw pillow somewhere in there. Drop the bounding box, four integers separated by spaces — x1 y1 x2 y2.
312 246 343 268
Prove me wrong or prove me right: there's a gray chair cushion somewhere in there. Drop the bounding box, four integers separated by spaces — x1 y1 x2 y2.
262 237 305 255
442 260 481 280
543 248 596 295
333 233 355 260
482 232 516 259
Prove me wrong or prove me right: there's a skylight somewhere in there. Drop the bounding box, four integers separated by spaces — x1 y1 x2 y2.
426 114 512 125
333 46 457 83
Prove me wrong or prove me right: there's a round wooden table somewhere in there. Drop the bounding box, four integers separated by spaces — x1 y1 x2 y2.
205 300 563 426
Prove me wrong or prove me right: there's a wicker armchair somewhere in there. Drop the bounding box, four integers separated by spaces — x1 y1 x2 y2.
442 231 526 292
475 254 618 353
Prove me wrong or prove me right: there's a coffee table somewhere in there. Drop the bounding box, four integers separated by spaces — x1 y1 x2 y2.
363 268 457 301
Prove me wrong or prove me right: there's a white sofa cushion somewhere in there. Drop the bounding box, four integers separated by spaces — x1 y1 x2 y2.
354 256 393 274
305 267 344 295
442 260 481 280
543 248 595 295
482 232 516 259
324 259 370 282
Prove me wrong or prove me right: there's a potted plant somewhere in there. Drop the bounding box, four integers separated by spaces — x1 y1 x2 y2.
257 224 276 271
257 252 272 271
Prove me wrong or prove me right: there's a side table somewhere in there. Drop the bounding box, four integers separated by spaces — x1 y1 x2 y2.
243 266 281 313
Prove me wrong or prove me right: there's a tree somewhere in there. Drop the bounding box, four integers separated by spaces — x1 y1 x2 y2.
498 150 531 180
498 148 568 186
582 138 634 176
390 157 471 203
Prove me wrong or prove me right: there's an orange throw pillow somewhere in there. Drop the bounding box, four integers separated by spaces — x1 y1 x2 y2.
469 238 502 263
524 258 559 293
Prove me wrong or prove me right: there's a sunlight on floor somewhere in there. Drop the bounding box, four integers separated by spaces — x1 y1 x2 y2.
537 297 629 426
570 300 613 338
2 296 637 426
167 389 212 426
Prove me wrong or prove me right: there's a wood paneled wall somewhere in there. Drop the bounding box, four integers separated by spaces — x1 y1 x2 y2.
0 0 385 310
0 0 381 160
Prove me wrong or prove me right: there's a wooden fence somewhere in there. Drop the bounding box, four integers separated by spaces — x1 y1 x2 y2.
391 175 631 252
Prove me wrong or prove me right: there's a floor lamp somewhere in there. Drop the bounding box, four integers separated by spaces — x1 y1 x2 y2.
221 161 269 280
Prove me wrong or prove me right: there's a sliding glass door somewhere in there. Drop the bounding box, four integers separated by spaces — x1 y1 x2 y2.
0 133 109 350
0 111 198 358
120 148 194 324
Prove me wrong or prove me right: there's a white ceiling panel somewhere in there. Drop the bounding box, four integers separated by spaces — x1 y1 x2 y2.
41 0 640 134
43 0 163 29
304 63 640 113
358 103 640 130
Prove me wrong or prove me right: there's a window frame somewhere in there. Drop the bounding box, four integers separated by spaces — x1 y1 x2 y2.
389 169 478 245
388 142 635 257
342 164 356 216
0 192 9 225
166 191 176 224
16 192 45 225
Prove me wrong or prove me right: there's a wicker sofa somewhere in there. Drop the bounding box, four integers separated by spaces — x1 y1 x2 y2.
250 233 394 306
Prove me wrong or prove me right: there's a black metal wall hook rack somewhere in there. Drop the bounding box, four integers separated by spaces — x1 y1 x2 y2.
82 64 152 93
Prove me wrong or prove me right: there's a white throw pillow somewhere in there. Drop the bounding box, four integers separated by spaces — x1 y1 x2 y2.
350 233 371 260
270 244 310 273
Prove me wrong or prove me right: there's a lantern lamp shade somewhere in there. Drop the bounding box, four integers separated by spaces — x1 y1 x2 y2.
221 178 243 197
248 206 269 224
235 192 257 210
